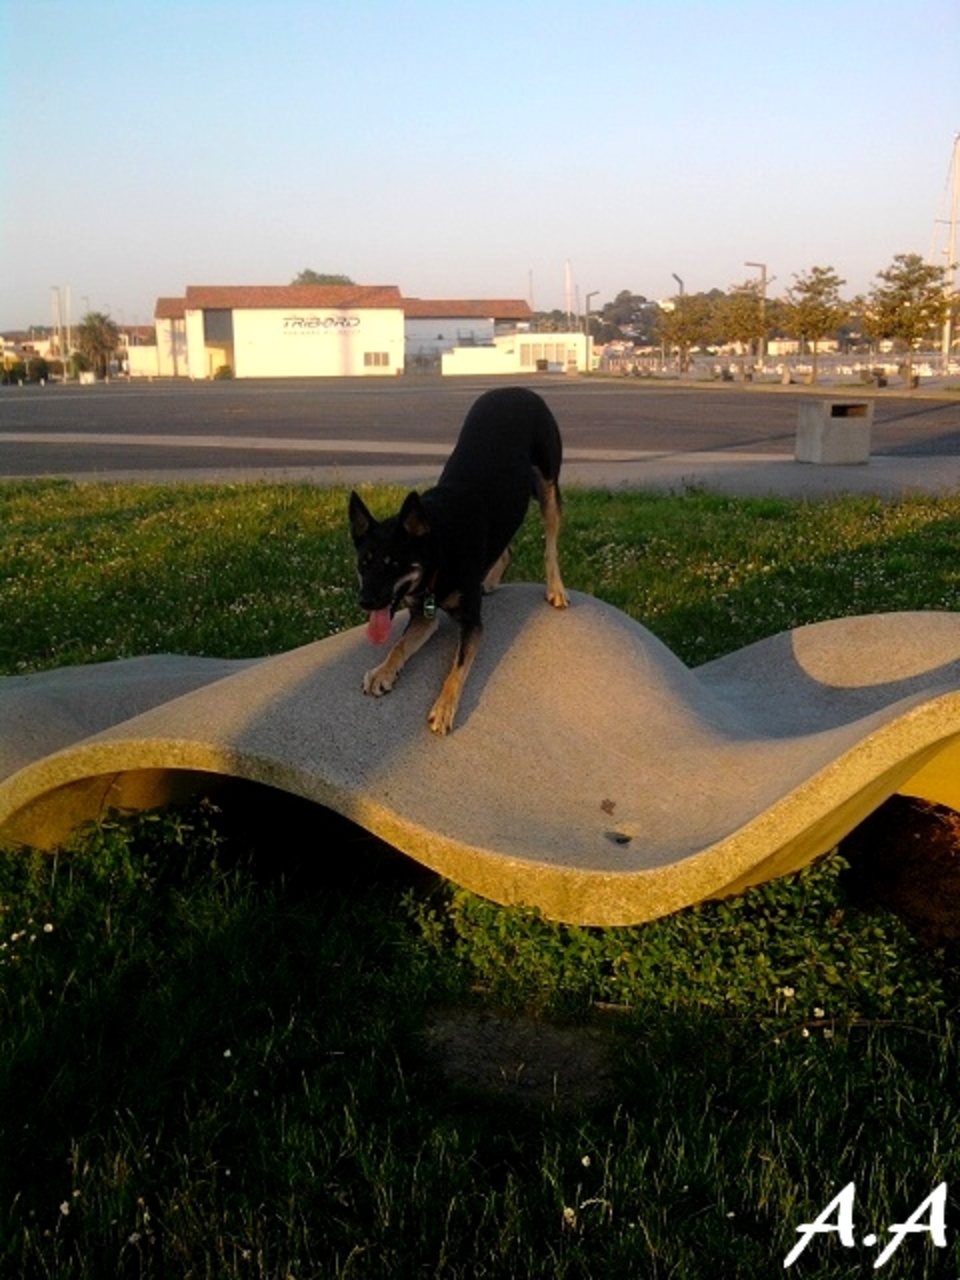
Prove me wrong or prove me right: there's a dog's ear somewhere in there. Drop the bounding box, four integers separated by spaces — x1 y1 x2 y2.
348 491 374 540
399 492 431 537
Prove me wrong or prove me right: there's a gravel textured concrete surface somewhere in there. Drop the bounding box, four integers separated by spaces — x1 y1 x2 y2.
5 585 960 925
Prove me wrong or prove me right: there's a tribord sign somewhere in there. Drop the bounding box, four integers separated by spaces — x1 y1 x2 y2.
282 314 361 334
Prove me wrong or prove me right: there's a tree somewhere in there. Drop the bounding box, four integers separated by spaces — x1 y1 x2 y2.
781 265 848 384
291 270 355 286
715 280 766 378
75 312 120 379
865 252 949 384
531 310 568 333
655 293 714 373
602 290 651 338
581 290 659 344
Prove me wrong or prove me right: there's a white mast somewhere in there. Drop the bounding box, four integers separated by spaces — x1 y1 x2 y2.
941 133 959 366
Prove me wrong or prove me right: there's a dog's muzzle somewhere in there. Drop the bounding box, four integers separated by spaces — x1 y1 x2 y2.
389 568 423 615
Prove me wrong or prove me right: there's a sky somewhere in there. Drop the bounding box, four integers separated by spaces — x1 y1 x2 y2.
1 0 958 331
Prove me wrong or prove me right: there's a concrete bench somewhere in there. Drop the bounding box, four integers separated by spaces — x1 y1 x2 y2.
6 586 960 926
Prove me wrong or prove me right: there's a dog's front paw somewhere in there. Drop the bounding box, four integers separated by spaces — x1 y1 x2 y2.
363 664 397 696
546 584 570 609
427 693 457 735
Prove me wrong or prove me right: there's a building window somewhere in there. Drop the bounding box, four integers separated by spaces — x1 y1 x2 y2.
364 352 389 367
203 309 234 343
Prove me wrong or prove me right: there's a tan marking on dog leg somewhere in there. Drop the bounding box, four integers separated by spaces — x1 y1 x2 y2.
535 472 569 609
427 627 481 735
363 614 438 696
482 546 512 594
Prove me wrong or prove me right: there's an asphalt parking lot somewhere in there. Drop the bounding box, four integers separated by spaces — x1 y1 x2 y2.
2 376 960 495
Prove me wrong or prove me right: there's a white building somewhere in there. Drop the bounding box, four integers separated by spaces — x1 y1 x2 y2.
155 284 406 379
152 285 540 379
442 331 591 376
155 298 188 377
403 298 532 365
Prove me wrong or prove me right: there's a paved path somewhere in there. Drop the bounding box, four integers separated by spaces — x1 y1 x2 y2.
3 377 960 498
14 447 958 501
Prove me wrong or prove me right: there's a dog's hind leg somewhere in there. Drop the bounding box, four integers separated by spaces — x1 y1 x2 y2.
482 545 512 594
532 467 569 609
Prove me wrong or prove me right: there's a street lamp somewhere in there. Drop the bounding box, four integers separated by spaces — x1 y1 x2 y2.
583 291 599 371
744 261 772 363
50 286 61 358
583 291 599 335
671 273 685 297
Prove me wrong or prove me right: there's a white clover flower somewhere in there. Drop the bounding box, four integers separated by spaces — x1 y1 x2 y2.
562 1206 577 1229
813 1007 825 1019
581 1155 591 1167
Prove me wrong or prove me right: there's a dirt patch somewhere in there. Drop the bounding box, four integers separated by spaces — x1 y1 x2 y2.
840 796 960 951
422 1007 615 1110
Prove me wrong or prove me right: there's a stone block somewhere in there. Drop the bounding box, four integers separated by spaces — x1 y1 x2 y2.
795 399 873 465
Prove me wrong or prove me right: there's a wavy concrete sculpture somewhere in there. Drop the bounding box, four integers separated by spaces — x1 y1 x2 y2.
4 584 960 926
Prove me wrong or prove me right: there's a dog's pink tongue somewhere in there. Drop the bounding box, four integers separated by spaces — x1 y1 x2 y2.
366 608 392 646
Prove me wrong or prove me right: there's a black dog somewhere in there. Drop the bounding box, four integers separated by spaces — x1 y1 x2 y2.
348 386 569 734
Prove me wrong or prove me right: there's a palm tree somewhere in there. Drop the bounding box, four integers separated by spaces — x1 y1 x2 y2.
76 312 120 379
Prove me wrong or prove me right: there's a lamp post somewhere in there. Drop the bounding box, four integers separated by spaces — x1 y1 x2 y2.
583 290 598 373
671 273 685 296
744 261 770 363
64 285 71 378
50 287 62 378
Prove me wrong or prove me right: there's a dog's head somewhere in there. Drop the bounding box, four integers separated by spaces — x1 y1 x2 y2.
348 490 432 622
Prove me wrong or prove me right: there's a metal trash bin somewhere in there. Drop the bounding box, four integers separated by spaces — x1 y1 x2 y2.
795 400 873 465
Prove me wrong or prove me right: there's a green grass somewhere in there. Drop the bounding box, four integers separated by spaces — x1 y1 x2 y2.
4 479 960 1277
3 479 959 674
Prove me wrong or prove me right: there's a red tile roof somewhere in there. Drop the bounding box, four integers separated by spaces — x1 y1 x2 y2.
154 288 532 323
183 285 403 311
402 298 532 320
154 297 186 320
